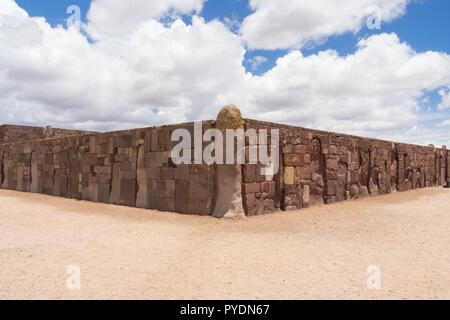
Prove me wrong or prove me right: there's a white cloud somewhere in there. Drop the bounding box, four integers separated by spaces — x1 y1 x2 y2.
248 55 268 71
240 0 410 50
0 0 449 147
0 0 246 131
438 119 450 127
438 88 450 110
218 33 450 145
85 0 206 39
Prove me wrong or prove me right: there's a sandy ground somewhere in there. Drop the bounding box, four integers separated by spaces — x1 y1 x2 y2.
0 188 449 300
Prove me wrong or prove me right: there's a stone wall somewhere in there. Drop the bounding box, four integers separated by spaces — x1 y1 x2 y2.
0 122 216 215
0 124 92 144
0 111 448 218
242 119 449 214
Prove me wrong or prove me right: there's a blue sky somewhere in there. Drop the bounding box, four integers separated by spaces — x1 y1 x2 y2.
2 0 449 145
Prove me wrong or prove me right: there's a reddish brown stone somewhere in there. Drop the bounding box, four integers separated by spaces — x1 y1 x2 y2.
120 179 136 206
245 193 256 216
174 165 189 181
295 166 312 181
294 145 311 154
326 158 339 171
327 180 336 195
261 181 270 193
243 164 256 183
244 183 260 194
303 154 311 165
284 154 303 166
264 199 275 212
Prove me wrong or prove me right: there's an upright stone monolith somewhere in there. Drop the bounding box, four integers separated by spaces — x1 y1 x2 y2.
212 105 245 219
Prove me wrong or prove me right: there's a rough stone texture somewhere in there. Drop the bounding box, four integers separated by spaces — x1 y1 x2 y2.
242 118 449 215
0 124 93 144
1 111 448 218
0 122 216 216
241 120 281 215
213 105 246 219
215 104 245 132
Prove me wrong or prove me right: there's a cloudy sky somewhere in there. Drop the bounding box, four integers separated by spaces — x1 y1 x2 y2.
1 0 449 146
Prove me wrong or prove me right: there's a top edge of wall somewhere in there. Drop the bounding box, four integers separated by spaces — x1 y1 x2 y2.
0 118 446 152
243 118 447 151
0 120 217 147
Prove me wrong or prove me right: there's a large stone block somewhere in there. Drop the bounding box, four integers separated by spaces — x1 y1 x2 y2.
244 182 260 194
243 164 256 183
175 180 189 213
295 166 312 181
118 134 133 147
284 166 294 185
120 179 136 207
284 154 303 166
189 165 214 215
174 165 189 181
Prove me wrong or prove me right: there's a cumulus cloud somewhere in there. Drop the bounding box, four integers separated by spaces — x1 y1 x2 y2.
218 33 450 145
0 0 449 147
86 0 206 39
438 119 450 127
248 56 268 71
438 88 450 110
240 0 410 50
0 0 246 130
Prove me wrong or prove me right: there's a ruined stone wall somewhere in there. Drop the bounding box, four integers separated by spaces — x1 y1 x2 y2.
0 116 448 218
243 119 449 214
0 122 216 215
0 124 92 144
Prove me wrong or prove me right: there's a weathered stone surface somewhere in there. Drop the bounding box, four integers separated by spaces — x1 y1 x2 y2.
284 167 294 185
245 193 256 216
189 165 215 215
243 164 256 183
175 180 189 213
350 184 360 199
1 114 448 218
302 185 310 207
284 154 303 166
213 105 245 219
310 173 324 206
244 183 261 194
295 166 312 181
136 145 148 208
215 104 245 131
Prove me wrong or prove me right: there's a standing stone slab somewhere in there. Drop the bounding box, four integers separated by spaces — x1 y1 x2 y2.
212 105 245 219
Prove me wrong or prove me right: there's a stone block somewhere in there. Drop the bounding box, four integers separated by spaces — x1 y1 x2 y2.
243 164 256 183
284 154 303 166
120 170 136 180
244 182 260 194
284 166 294 185
188 165 214 215
118 134 132 147
326 158 339 171
256 199 265 215
245 193 256 216
294 145 311 154
264 199 275 212
295 166 312 181
174 165 189 181
94 166 112 174
175 180 189 213
303 154 311 165
147 167 161 180
120 179 136 206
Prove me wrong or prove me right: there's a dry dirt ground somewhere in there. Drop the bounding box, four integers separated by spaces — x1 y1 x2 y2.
0 187 449 300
